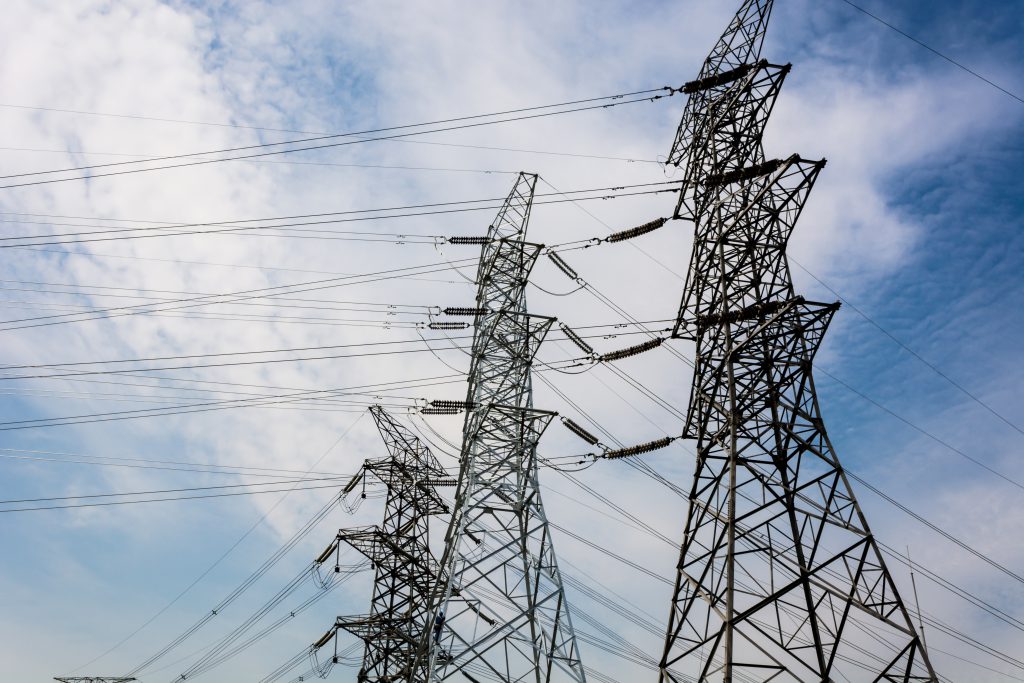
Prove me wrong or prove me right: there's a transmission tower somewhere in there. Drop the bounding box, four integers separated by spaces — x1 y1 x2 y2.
413 173 587 682
658 1 937 681
54 678 135 683
312 405 453 682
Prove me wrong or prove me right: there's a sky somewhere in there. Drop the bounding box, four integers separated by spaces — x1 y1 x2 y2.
0 0 1022 681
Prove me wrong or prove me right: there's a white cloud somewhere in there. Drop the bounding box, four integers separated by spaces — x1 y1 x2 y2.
0 1 1020 681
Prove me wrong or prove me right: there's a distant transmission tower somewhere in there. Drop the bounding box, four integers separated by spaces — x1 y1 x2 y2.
659 1 938 681
54 678 135 683
312 405 453 682
413 173 587 682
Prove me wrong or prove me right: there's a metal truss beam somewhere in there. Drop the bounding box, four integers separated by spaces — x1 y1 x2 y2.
660 2 938 681
319 405 451 683
414 173 587 683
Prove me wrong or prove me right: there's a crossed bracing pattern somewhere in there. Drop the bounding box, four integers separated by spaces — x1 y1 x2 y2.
660 1 937 681
323 405 452 682
413 173 587 683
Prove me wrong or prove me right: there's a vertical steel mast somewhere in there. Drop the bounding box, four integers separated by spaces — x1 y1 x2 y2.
414 173 587 682
659 1 938 681
314 405 452 682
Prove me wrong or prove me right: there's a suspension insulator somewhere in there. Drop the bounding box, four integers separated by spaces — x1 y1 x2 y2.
315 540 338 564
605 436 674 459
696 296 805 331
431 399 475 409
428 321 471 330
443 306 488 316
606 217 668 243
547 251 579 280
423 477 459 487
342 470 364 495
682 60 762 94
559 323 594 356
421 406 462 415
704 157 789 188
561 417 600 446
426 399 475 414
600 337 664 362
448 236 491 245
313 627 336 650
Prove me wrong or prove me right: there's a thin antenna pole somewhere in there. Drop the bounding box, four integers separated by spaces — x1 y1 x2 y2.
907 545 930 654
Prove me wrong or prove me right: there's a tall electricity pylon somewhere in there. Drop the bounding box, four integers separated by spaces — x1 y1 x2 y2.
659 1 938 681
313 405 453 682
413 173 587 682
54 678 135 683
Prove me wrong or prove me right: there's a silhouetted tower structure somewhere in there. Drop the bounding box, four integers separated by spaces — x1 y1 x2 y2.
414 173 587 682
54 678 135 683
659 1 938 681
312 405 452 682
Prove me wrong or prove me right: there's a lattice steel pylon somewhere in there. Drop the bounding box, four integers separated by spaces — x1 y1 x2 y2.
312 405 453 682
659 1 938 681
54 678 135 683
411 173 587 683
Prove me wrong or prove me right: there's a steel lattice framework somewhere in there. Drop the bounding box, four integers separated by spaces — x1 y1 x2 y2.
54 678 136 683
412 173 587 683
659 1 938 681
318 405 453 682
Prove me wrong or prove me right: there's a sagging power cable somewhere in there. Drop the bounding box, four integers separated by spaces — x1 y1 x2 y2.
0 89 679 190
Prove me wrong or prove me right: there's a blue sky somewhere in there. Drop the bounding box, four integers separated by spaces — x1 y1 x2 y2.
0 0 1022 681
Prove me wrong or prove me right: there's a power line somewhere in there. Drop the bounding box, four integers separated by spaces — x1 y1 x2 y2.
0 146 522 175
0 355 592 431
817 367 1024 493
837 0 1024 106
0 86 668 142
0 475 348 505
0 259 477 331
0 447 352 479
11 245 464 283
0 187 676 249
0 182 679 247
70 415 364 673
792 257 1024 440
0 322 662 373
848 471 1024 587
0 92 675 190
